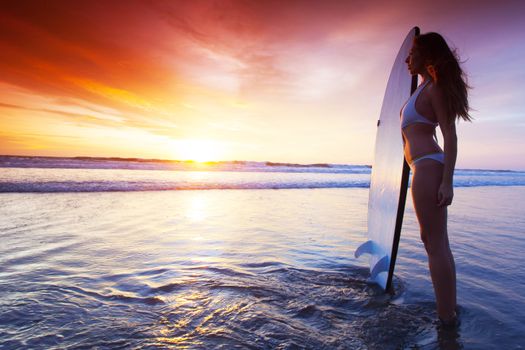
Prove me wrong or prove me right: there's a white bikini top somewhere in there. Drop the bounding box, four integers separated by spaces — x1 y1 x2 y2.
400 80 438 129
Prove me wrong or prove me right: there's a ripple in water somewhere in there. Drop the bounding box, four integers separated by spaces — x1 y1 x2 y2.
5 188 517 349
0 261 459 350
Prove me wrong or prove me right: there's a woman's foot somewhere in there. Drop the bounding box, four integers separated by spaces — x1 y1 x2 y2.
438 312 460 330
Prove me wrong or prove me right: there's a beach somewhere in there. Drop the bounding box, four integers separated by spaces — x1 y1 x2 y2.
2 0 525 348
1 163 524 349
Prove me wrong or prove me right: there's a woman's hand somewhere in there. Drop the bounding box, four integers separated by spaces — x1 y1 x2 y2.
437 182 454 207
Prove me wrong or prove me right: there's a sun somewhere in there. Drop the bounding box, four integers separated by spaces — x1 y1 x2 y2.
176 139 225 162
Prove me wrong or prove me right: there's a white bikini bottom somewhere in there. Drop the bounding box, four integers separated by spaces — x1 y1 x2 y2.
409 152 444 169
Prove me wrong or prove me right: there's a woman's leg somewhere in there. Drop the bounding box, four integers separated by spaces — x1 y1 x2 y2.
411 159 457 320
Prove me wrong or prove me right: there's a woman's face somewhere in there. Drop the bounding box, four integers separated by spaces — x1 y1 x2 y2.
405 44 424 76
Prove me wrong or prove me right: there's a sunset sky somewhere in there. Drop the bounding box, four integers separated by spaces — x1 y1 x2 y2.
1 0 524 170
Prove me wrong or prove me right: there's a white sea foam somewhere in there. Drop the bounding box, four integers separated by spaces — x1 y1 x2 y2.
0 156 524 192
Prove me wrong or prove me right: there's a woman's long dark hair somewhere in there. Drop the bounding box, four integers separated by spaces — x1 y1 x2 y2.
414 32 472 123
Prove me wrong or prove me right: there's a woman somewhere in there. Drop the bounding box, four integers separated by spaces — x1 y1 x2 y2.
401 32 471 328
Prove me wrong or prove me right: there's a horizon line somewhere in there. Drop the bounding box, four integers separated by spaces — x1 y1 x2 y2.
0 154 523 172
0 154 370 168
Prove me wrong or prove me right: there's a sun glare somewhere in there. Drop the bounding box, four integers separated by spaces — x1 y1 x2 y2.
176 139 225 162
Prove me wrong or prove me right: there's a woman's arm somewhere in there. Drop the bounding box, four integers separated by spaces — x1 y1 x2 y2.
441 123 457 186
430 85 457 206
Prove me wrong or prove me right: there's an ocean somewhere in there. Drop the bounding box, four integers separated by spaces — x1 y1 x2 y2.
1 156 524 349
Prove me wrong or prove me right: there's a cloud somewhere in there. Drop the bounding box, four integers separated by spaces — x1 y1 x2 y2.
1 0 525 167
0 0 397 105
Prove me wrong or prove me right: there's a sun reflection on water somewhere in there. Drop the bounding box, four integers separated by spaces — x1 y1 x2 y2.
185 193 209 222
155 289 249 347
156 300 249 347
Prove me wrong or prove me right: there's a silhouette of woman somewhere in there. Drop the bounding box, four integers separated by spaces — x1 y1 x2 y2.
401 32 471 328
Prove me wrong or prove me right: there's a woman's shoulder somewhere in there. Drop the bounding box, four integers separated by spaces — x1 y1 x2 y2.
426 81 445 104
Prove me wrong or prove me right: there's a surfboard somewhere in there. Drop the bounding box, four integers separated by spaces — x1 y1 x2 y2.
355 27 419 292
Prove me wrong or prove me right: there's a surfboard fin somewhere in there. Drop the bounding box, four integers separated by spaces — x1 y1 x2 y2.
355 240 390 287
355 240 382 259
370 255 390 279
